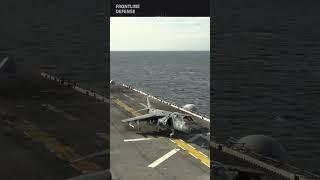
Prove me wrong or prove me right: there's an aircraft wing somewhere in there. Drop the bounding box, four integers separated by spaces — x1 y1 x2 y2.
121 113 158 123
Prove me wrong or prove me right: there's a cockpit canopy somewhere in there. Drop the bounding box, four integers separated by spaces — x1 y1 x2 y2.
170 112 194 122
183 116 193 121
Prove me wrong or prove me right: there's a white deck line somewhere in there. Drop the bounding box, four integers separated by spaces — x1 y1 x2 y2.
148 148 180 168
0 57 9 69
124 138 153 142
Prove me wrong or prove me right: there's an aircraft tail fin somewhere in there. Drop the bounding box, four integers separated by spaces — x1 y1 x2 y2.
147 96 151 108
132 96 151 113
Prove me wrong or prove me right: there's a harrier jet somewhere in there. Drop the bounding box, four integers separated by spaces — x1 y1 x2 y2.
121 96 196 137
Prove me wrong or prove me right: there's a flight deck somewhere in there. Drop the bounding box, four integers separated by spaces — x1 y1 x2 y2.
109 80 320 180
1 71 319 180
0 73 108 180
110 82 210 180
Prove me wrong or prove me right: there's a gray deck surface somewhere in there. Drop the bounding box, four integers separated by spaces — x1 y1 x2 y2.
110 84 210 180
0 73 108 180
1 73 309 180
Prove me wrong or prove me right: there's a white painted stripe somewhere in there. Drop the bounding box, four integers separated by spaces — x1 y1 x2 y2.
198 151 208 158
148 148 180 168
96 132 108 140
123 93 135 101
177 145 186 150
139 103 146 107
45 104 78 121
202 161 210 167
188 152 199 159
124 138 153 142
23 131 30 137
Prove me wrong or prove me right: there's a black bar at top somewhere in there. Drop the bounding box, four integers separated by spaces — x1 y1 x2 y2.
111 0 210 17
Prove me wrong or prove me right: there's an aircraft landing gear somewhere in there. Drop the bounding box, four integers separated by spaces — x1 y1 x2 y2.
169 129 175 138
137 120 141 132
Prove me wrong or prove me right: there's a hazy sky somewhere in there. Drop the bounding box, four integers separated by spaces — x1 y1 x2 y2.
110 17 210 51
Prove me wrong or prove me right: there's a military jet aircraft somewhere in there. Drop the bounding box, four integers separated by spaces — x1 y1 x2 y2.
121 96 196 137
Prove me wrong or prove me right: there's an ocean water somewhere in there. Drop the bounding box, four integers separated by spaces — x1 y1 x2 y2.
214 0 320 173
111 51 210 117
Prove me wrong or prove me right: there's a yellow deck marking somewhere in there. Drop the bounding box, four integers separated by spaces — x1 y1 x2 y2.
171 139 210 168
6 119 101 173
113 99 140 117
112 98 210 168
